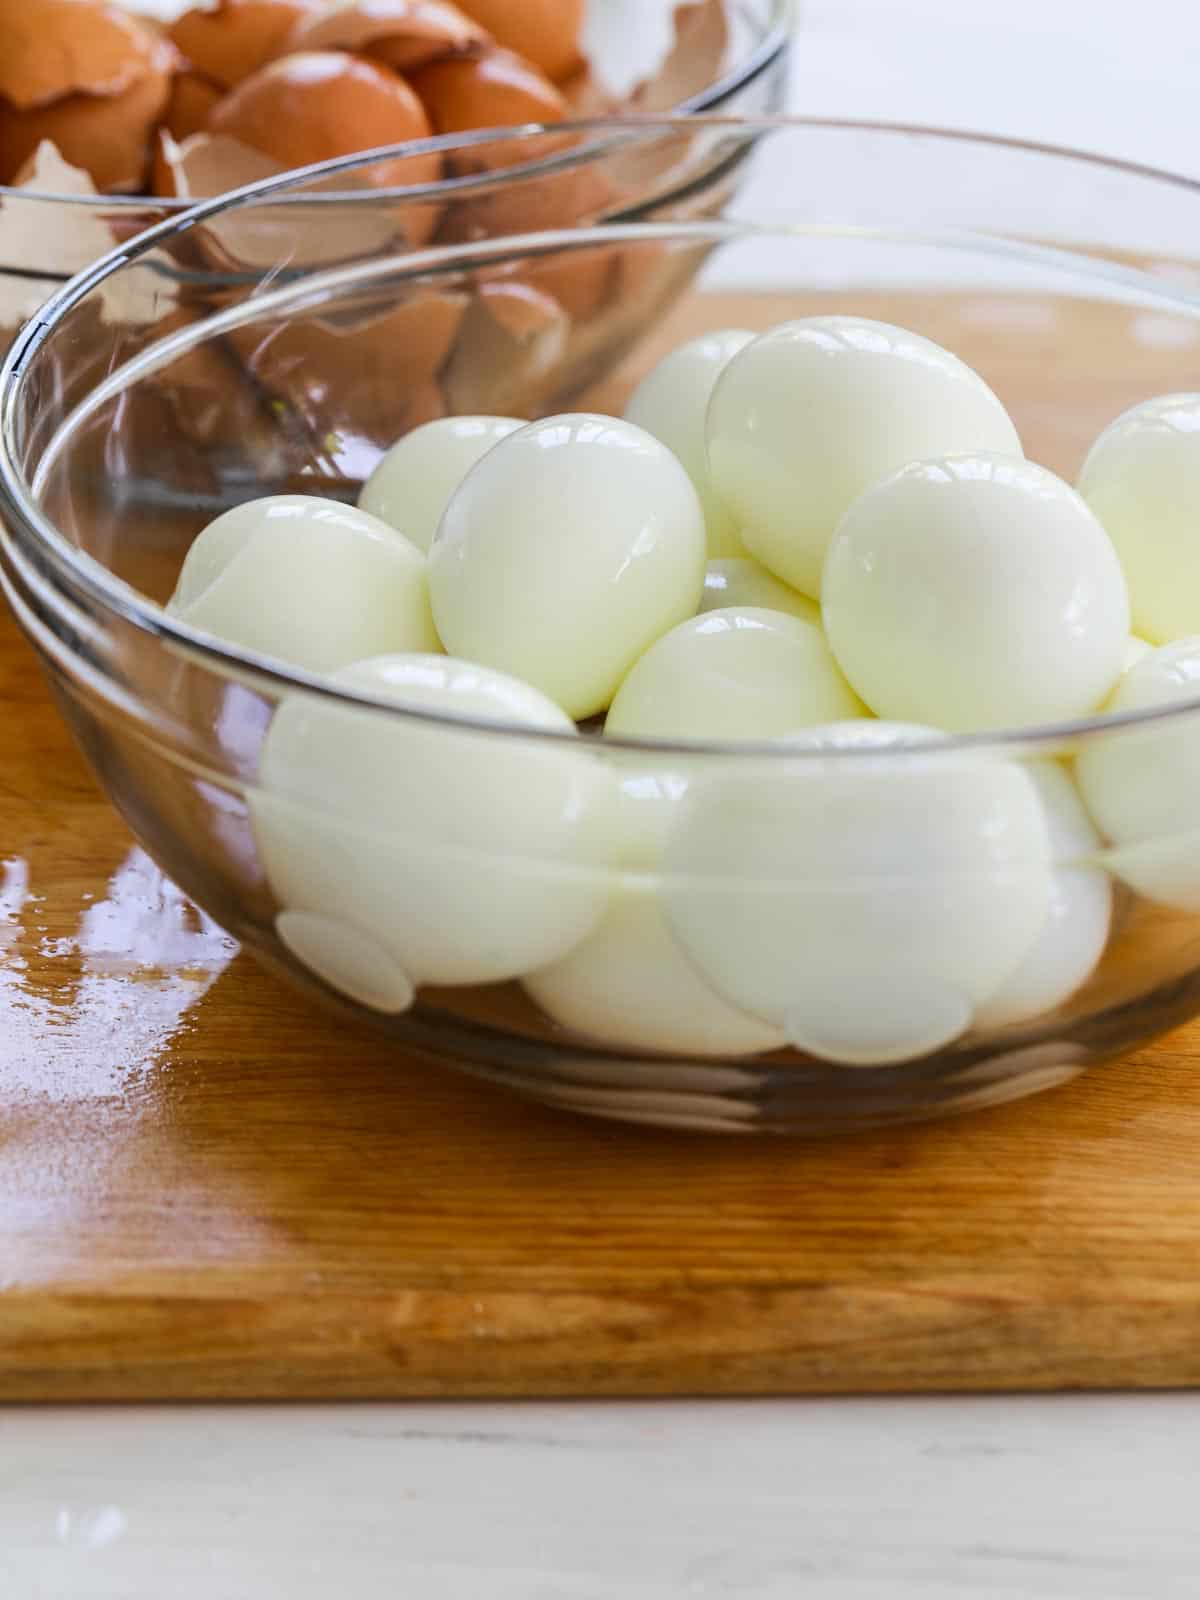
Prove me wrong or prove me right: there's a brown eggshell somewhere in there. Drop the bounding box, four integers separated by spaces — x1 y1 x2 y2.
435 158 614 245
441 279 567 415
168 0 318 91
151 129 398 274
143 305 267 449
453 0 584 82
409 46 566 170
285 0 489 74
521 246 619 322
0 143 115 328
151 127 283 199
557 61 619 119
207 51 442 190
398 378 446 431
551 240 699 410
632 0 730 111
163 68 225 141
226 288 468 447
0 0 164 110
0 37 176 190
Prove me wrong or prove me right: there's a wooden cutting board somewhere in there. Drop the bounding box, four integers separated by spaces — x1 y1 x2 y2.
5 290 1200 1402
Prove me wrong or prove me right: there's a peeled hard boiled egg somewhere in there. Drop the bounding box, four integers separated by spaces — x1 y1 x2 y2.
624 328 754 558
823 454 1130 732
663 722 1053 1065
605 606 865 741
706 316 1022 595
525 885 786 1057
253 653 619 998
526 738 786 1058
973 762 1111 1030
358 414 523 553
429 413 706 719
169 495 438 673
1075 636 1200 911
1078 393 1200 645
699 558 819 626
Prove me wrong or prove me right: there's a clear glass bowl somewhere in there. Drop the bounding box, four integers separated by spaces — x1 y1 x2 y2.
6 116 1200 1134
0 0 789 350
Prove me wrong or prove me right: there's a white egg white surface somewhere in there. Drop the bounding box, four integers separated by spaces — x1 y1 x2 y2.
1076 636 1200 911
358 415 524 554
699 558 820 625
171 495 438 674
662 722 1053 1065
253 654 621 1001
823 453 1130 732
1078 392 1200 645
605 606 864 740
974 762 1111 1029
429 413 706 719
624 327 754 558
706 316 1022 595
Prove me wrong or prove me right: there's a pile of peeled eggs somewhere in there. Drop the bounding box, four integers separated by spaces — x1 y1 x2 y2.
169 313 1200 1065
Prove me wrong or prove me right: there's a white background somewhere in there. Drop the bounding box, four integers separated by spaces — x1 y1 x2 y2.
7 4 1200 1596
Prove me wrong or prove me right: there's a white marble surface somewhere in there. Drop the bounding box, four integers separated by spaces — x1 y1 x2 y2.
7 4 1200 1595
5 1396 1200 1597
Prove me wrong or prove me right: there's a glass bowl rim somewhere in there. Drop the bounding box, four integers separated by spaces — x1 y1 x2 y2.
0 0 794 210
6 111 1200 760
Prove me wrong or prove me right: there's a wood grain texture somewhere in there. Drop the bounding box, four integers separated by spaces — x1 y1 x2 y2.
5 290 1200 1401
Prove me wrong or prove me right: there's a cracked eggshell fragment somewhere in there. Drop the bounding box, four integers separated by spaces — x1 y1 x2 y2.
139 304 265 449
168 0 319 90
153 129 427 265
581 0 705 101
226 287 467 444
151 127 283 198
162 69 225 140
973 761 1112 1030
285 0 489 73
455 0 584 81
409 46 567 170
662 722 1053 1065
169 494 438 673
630 0 728 111
438 156 615 248
0 0 164 109
624 327 754 557
252 653 621 995
0 144 120 325
429 412 706 718
441 281 568 416
1076 636 1200 911
207 50 442 191
0 33 177 190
